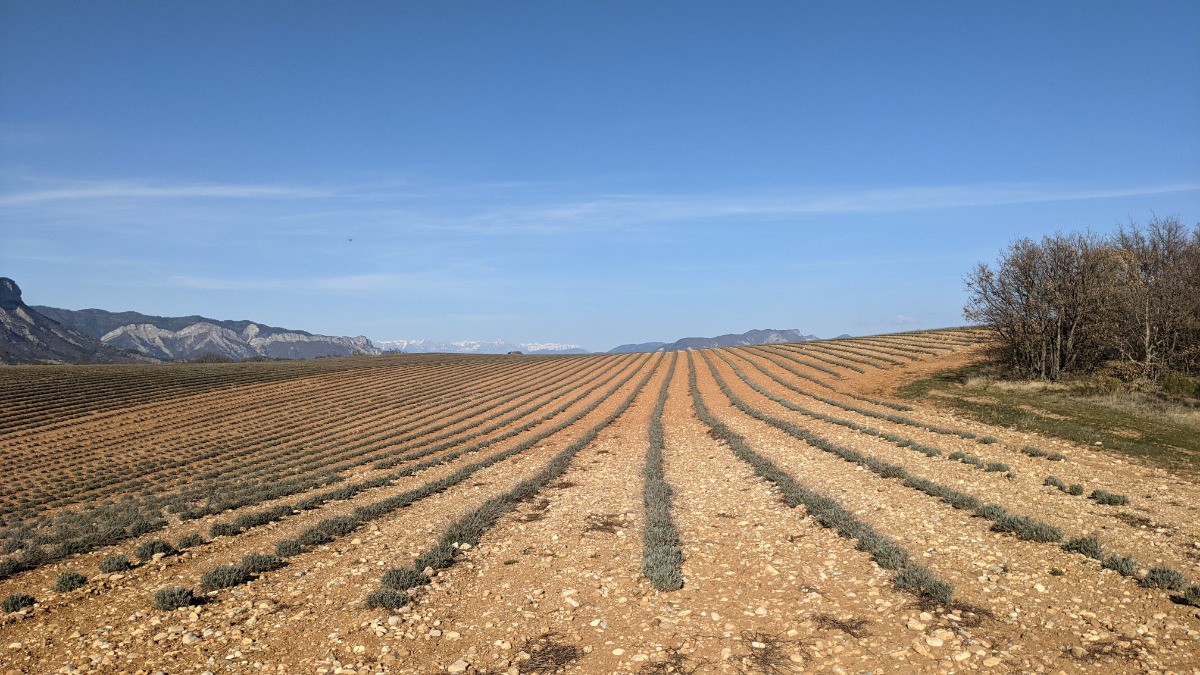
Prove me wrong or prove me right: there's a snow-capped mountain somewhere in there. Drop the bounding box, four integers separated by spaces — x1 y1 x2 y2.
374 339 588 355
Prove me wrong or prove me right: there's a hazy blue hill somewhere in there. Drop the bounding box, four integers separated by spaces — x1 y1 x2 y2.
608 329 818 353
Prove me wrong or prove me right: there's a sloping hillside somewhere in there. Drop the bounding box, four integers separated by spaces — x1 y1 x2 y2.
34 306 380 360
0 278 157 365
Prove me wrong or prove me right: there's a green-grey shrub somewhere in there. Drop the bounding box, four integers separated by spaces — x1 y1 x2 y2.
985 462 1010 472
1089 490 1128 506
1044 476 1066 490
1063 536 1103 560
99 555 132 572
1067 484 1084 496
153 587 194 611
1184 586 1200 607
1102 555 1136 577
239 553 283 573
893 566 954 605
176 533 205 549
991 514 1062 542
961 455 983 467
948 451 966 461
975 503 1007 520
1047 452 1066 461
200 565 250 591
1 592 34 613
365 588 409 610
275 539 302 558
381 562 429 588
858 533 908 569
134 539 176 561
295 528 332 547
978 436 998 444
1140 566 1187 590
54 571 87 592
1022 446 1048 458
209 522 238 538
641 354 684 591
687 354 952 604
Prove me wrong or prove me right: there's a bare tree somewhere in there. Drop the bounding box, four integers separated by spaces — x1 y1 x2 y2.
965 232 1106 379
965 217 1198 381
1107 216 1200 378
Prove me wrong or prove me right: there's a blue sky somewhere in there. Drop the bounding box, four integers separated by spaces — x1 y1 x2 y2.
2 1 1198 351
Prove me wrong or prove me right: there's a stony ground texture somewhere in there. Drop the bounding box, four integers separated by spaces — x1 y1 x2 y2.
1 331 1198 674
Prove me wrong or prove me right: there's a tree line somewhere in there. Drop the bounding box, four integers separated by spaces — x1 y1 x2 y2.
964 216 1200 382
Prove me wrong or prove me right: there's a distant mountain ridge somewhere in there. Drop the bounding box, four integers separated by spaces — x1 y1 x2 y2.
35 306 379 361
375 338 587 355
1 279 156 365
608 328 819 353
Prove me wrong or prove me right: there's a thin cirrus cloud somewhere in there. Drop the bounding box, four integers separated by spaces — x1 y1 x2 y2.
3 177 1196 233
170 272 477 294
0 180 331 206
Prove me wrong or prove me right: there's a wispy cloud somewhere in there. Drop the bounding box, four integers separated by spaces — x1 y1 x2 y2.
170 271 488 294
354 180 1200 233
172 273 409 292
3 175 1196 236
471 181 1200 227
0 180 330 206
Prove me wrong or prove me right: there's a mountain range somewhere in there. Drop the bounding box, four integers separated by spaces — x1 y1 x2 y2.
29 305 379 361
377 328 826 355
3 277 836 364
608 328 821 353
0 278 155 365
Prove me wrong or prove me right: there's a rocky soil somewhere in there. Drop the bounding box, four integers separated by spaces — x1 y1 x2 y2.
1 332 1197 674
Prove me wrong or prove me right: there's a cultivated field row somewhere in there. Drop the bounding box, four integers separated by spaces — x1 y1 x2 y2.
0 329 1196 673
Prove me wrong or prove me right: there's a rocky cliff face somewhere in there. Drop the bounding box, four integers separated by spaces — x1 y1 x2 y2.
0 279 158 365
39 306 382 361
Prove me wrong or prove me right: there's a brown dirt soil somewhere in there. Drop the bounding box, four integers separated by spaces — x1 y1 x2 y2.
0 331 1197 674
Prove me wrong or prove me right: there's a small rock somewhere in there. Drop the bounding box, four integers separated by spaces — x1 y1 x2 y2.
907 618 926 631
953 651 970 662
925 636 943 648
983 657 1002 667
612 648 625 656
446 659 469 673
